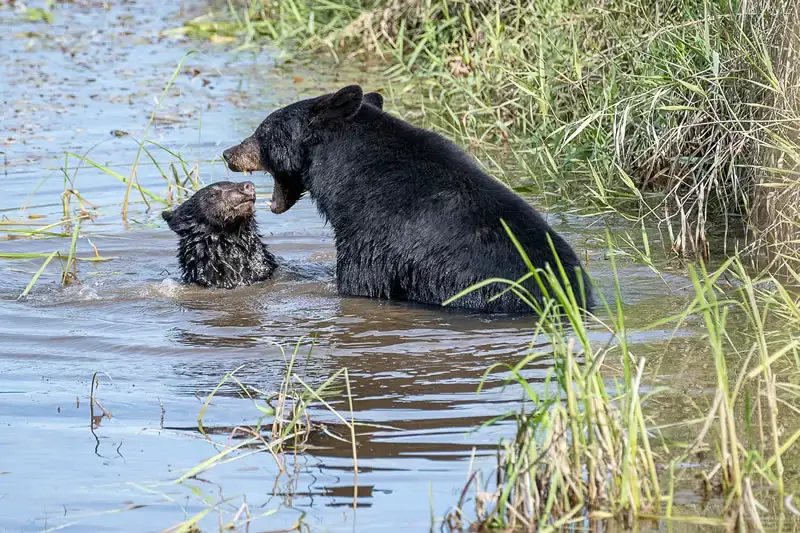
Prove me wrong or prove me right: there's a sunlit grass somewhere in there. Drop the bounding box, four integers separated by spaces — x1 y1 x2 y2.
441 227 800 531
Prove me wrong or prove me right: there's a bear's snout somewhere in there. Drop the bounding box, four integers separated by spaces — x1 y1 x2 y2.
223 136 264 173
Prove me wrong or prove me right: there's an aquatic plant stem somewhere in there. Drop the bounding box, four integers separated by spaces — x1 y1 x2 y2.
122 51 195 217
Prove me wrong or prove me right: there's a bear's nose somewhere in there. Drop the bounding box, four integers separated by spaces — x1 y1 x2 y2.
240 181 255 198
222 148 232 163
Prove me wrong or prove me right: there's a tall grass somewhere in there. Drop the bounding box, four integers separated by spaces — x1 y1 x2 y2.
443 235 661 529
187 0 800 271
439 226 799 530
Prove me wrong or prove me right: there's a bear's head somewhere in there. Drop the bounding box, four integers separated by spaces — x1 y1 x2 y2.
222 85 384 214
161 180 257 235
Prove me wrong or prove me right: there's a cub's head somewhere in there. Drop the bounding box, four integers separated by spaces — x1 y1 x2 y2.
161 180 257 235
161 180 278 289
222 85 384 214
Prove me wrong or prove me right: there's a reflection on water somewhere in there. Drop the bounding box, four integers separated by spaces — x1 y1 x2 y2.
0 1 719 531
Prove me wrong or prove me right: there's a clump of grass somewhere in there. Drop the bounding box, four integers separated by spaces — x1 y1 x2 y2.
190 0 800 272
442 230 663 529
148 337 414 532
5 219 115 300
159 340 364 531
20 3 56 24
184 339 359 481
441 227 799 531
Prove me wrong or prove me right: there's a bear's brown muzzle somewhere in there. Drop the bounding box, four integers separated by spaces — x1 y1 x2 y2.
223 136 264 173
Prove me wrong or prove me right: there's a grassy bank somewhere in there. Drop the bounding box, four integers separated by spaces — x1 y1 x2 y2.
184 0 800 272
442 243 800 531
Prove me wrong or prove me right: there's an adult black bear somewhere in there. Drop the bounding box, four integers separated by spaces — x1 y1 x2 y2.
162 181 278 289
223 86 592 313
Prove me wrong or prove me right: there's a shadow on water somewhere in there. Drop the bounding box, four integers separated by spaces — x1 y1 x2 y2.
0 1 747 532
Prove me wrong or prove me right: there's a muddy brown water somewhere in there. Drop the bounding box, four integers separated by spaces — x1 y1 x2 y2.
0 1 782 532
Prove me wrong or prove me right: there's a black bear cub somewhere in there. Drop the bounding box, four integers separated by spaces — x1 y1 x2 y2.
162 181 278 289
223 86 592 313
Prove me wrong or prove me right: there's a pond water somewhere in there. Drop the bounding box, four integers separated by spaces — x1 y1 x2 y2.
0 1 776 532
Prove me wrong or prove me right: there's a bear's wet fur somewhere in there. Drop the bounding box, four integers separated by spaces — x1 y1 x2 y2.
222 86 592 313
161 180 278 289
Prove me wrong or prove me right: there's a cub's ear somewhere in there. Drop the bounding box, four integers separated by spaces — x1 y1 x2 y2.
162 209 177 231
312 85 363 122
363 92 384 110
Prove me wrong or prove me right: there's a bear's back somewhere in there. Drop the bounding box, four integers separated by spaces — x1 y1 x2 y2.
311 106 591 312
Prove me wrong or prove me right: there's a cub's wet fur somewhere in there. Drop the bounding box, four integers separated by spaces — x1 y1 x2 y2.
162 181 277 289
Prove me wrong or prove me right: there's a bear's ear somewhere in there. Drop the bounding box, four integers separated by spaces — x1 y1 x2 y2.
363 92 384 110
312 85 363 122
